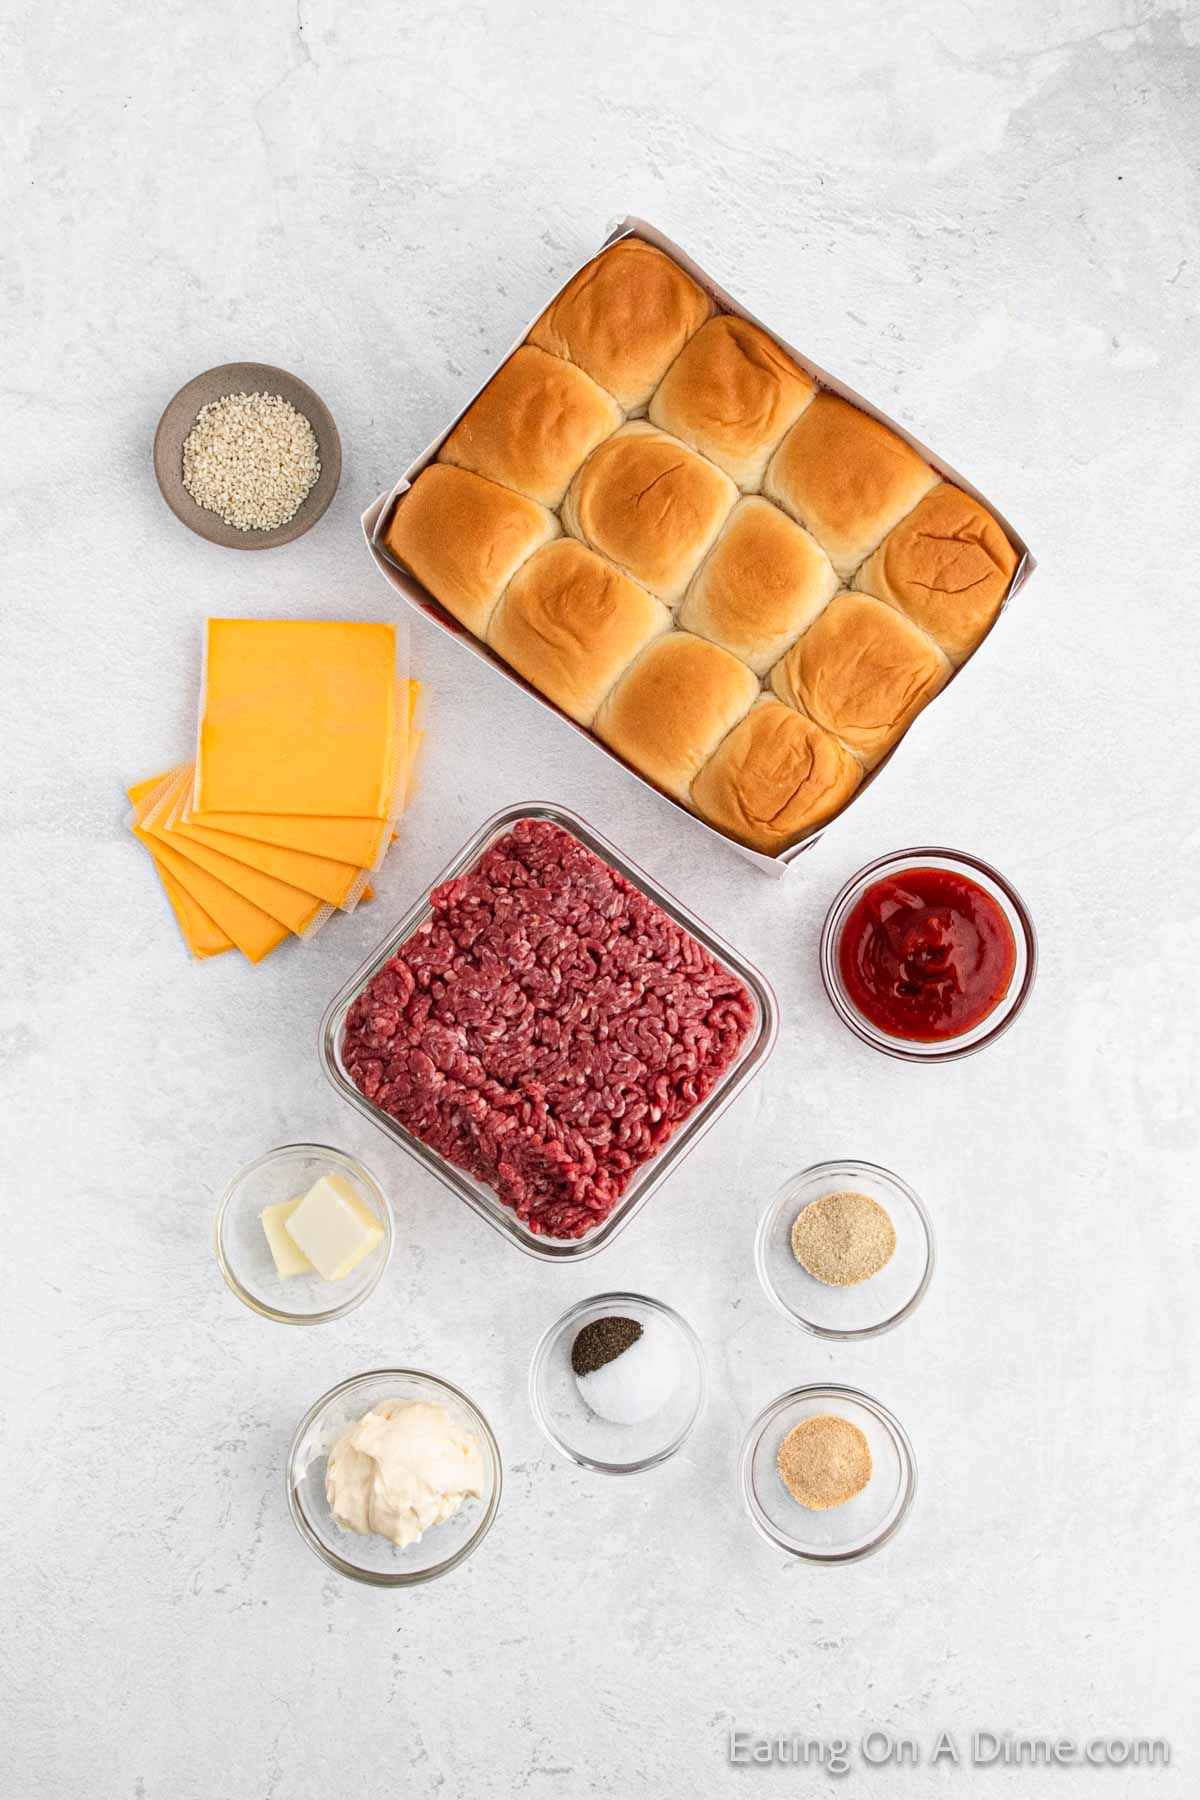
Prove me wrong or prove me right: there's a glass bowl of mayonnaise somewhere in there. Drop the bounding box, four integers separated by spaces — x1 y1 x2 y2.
286 1369 502 1586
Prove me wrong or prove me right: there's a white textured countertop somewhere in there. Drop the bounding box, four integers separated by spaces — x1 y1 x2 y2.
4 2 1198 1795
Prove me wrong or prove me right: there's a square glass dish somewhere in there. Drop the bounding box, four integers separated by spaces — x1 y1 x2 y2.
318 802 778 1261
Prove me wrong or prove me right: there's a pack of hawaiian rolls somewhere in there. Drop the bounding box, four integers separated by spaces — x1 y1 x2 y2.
368 219 1031 868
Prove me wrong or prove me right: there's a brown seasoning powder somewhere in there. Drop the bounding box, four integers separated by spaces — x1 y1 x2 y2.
777 1414 872 1509
790 1188 896 1286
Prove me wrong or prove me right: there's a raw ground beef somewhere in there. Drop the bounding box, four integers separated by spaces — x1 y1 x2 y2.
342 819 755 1238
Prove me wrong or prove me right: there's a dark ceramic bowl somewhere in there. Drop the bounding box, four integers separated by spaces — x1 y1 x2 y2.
153 361 341 549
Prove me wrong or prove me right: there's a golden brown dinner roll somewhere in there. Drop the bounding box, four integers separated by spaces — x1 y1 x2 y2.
649 315 816 489
764 393 938 578
770 591 951 768
594 631 759 803
691 698 863 854
561 423 737 603
486 539 671 727
438 345 621 508
678 497 838 675
853 481 1018 663
528 239 713 412
382 465 558 638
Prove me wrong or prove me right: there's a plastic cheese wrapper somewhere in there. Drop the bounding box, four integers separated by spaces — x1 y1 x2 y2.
182 680 421 870
126 776 233 960
194 619 409 820
158 762 371 911
127 772 288 963
141 769 335 940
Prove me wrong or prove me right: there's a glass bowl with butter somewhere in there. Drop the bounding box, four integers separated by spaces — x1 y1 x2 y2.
214 1142 392 1324
287 1369 502 1585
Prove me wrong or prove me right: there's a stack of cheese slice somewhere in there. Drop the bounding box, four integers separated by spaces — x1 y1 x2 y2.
127 619 420 964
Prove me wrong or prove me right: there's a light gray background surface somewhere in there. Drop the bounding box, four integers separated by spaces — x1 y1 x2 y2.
4 2 1198 1795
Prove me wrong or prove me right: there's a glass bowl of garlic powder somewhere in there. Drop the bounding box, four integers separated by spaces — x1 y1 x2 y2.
755 1160 934 1339
739 1384 917 1563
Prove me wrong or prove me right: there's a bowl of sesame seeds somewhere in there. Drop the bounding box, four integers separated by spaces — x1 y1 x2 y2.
153 361 341 549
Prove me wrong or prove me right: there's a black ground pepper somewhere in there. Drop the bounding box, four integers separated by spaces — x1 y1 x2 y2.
571 1315 643 1376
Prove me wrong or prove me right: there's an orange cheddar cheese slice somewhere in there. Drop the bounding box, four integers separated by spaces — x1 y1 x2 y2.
142 772 332 939
180 806 393 869
127 776 233 960
184 681 421 867
162 764 369 910
196 620 406 819
128 772 288 964
157 864 234 959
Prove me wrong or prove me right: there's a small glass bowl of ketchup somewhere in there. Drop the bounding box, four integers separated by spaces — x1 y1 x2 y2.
820 848 1037 1061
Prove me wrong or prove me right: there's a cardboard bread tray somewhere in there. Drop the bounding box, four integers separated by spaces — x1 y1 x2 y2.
363 215 1035 877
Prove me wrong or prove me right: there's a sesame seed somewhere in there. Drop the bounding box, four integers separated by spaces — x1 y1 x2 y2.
181 390 321 532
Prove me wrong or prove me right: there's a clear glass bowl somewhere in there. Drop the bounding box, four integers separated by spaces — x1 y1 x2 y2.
214 1143 392 1325
286 1369 502 1586
529 1293 706 1473
319 802 778 1261
819 846 1037 1061
756 1160 934 1339
739 1385 916 1563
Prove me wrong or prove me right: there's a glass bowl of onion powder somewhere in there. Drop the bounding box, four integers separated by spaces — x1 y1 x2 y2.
755 1160 934 1340
739 1384 917 1563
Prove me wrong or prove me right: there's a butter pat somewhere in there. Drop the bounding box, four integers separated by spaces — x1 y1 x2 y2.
260 1196 315 1279
284 1174 384 1281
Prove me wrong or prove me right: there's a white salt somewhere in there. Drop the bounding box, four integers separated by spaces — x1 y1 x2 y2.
574 1316 680 1424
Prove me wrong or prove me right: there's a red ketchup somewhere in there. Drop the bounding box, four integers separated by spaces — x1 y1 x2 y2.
838 867 1016 1042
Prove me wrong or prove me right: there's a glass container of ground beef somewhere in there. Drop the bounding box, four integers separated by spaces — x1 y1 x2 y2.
319 804 778 1261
